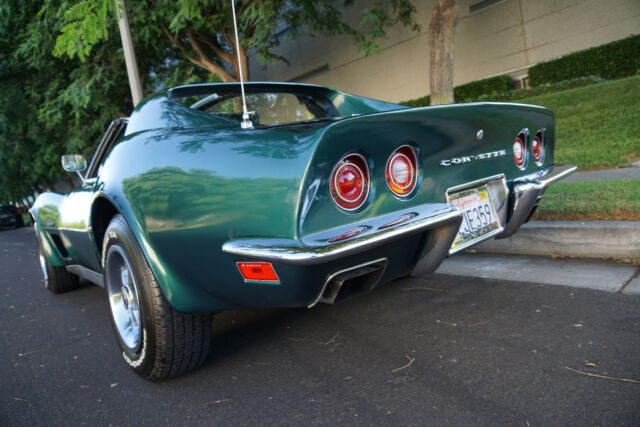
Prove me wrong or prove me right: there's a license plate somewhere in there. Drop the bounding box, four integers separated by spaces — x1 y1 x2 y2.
447 185 500 250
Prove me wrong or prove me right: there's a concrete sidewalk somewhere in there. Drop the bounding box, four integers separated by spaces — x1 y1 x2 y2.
561 165 640 182
473 165 640 259
476 220 640 258
436 252 640 294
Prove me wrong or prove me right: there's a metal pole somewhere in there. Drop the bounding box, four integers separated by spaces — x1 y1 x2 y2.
116 0 143 106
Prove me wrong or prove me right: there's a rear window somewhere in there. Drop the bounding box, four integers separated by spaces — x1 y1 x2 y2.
174 89 339 126
0 206 14 214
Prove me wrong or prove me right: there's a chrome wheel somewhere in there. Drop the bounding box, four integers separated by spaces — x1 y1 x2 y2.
106 245 142 352
39 253 49 287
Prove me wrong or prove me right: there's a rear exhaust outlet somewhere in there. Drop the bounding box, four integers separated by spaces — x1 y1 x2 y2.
308 258 387 307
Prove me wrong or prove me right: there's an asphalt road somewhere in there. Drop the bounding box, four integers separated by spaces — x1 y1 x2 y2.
2 227 639 426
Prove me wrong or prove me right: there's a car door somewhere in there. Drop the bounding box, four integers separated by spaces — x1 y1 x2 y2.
57 119 128 272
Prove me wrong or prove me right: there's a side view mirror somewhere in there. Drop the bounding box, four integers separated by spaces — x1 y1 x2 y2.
61 154 87 172
61 154 89 186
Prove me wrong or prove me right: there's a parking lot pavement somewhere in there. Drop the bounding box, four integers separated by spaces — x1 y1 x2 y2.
2 227 639 425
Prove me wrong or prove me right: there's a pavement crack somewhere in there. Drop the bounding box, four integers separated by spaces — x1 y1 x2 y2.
617 266 640 293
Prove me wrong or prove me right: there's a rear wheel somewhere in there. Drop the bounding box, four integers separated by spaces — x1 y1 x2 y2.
103 215 213 381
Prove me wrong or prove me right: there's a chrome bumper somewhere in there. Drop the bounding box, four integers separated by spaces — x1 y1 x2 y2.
497 163 577 239
222 164 576 267
222 203 463 266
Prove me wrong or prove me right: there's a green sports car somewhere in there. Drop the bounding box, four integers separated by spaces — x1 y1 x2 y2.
31 82 576 380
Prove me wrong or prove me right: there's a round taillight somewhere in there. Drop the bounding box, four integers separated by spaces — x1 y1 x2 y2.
513 131 527 169
386 146 418 197
330 154 369 211
532 130 544 165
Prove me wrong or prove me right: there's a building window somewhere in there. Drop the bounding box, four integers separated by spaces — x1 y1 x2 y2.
469 0 508 14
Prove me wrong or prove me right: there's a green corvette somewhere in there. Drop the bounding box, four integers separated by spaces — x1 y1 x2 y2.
31 82 576 380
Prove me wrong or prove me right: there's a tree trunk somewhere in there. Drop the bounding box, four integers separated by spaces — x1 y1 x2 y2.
428 0 459 105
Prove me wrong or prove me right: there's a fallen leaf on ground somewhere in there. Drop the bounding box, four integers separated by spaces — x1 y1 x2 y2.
325 331 340 345
565 366 640 384
392 355 415 373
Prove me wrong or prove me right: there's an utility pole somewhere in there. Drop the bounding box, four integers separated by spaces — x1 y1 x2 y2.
116 0 143 106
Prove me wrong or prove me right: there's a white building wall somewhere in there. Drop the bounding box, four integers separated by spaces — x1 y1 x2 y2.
249 0 640 103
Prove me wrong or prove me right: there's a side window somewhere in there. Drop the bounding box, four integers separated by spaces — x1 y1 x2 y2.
86 118 128 179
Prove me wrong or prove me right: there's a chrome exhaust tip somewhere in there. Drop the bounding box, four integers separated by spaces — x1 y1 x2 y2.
309 258 387 307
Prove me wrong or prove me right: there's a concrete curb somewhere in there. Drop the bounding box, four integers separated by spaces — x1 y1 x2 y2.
474 220 640 258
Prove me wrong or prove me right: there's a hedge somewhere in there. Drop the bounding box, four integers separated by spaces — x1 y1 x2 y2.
400 74 513 107
454 75 512 102
528 34 640 86
475 76 607 103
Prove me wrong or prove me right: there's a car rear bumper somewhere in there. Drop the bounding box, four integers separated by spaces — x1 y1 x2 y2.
497 163 577 239
222 203 462 265
218 164 576 309
0 217 17 226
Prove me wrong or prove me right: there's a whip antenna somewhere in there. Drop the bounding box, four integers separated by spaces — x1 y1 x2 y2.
230 0 253 129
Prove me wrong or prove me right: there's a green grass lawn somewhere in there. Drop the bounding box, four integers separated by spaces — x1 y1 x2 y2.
513 75 640 170
532 179 640 221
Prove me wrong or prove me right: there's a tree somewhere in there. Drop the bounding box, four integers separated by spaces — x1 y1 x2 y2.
427 0 458 105
0 0 203 203
53 0 420 83
0 1 420 203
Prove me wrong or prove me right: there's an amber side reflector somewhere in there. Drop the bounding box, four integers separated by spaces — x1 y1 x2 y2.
236 262 279 283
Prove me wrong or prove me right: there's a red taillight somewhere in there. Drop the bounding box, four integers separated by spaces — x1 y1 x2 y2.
330 154 369 211
532 130 544 165
513 131 527 168
236 262 279 283
386 145 418 197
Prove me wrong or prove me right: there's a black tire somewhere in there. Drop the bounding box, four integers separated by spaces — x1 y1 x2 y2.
37 236 79 294
102 214 213 381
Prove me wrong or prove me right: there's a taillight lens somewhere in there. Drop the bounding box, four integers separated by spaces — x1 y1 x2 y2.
532 130 544 165
513 131 527 168
386 145 418 197
330 154 369 211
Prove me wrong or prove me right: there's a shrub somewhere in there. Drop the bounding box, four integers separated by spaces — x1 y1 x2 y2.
475 76 607 103
400 75 513 107
454 75 513 102
528 34 640 86
402 94 429 107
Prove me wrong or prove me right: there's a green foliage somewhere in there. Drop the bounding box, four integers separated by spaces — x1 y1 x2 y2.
357 0 420 56
454 75 512 103
400 75 639 171
533 179 640 221
516 75 640 170
52 0 113 61
528 35 640 86
0 0 207 204
52 0 420 81
475 76 607 103
400 75 513 106
1 0 419 203
401 95 430 108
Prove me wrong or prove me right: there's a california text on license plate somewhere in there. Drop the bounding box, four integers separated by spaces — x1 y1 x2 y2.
447 185 500 250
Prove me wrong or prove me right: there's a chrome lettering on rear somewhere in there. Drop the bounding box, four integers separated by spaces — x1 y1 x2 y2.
440 150 507 167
